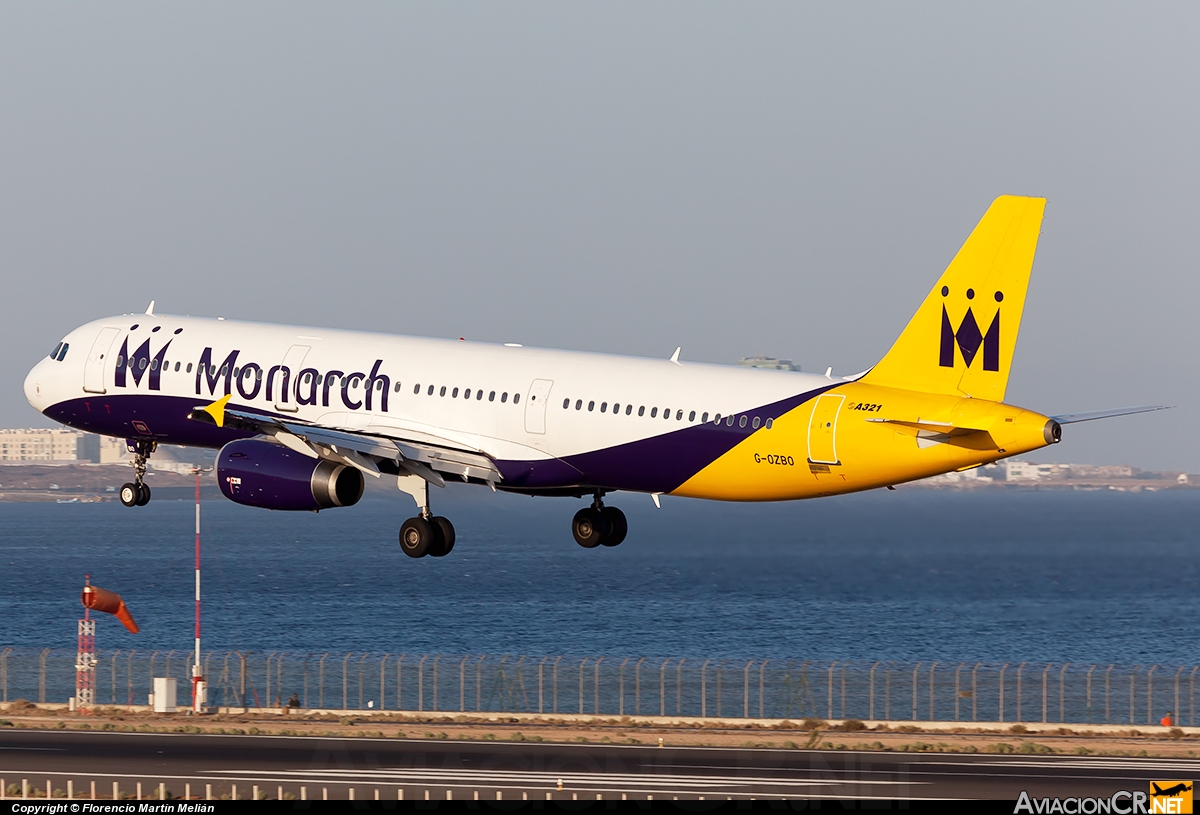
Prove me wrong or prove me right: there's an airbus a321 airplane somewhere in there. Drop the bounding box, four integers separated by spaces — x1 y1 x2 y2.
24 196 1165 557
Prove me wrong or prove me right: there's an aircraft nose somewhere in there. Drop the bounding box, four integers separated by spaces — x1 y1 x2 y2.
24 358 51 414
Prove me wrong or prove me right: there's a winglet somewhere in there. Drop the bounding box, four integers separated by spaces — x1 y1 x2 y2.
145 300 155 316
200 394 232 428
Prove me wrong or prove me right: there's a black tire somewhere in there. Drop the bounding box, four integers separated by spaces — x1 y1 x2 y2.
136 484 151 506
119 483 139 508
600 506 627 547
399 517 435 558
429 516 455 557
572 507 610 548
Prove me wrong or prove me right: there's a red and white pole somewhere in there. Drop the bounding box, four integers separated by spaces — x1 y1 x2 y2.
191 468 205 712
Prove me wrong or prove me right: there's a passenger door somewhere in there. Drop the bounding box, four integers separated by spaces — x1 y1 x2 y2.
274 344 310 412
807 394 845 465
524 379 554 434
83 327 121 394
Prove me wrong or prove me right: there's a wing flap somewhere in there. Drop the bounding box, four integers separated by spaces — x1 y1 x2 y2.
191 402 504 484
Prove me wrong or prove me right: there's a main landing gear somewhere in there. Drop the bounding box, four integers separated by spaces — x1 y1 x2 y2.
399 511 456 559
572 493 627 549
119 439 156 508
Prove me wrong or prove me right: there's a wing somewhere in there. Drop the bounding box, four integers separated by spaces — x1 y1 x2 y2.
188 396 503 487
1050 405 1172 425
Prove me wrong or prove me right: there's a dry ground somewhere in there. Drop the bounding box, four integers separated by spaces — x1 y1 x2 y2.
1 700 1196 758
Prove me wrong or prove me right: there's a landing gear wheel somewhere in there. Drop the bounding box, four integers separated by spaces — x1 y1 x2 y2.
572 507 611 548
136 484 151 506
600 506 627 547
119 483 139 508
429 517 455 557
399 517 436 558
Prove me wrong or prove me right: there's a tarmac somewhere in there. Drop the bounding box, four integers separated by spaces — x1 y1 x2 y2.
1 728 1198 802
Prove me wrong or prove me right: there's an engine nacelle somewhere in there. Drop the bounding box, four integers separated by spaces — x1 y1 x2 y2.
217 439 364 511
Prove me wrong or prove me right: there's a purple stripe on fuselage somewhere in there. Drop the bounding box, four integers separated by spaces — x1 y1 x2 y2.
43 395 259 448
45 383 837 495
496 384 838 493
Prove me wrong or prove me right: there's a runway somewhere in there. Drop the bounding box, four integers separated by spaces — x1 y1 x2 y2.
0 729 1196 801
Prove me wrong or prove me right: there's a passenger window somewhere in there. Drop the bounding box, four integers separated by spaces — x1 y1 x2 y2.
638 406 645 416
220 365 228 377
414 384 421 394
451 387 458 398
257 369 263 381
175 362 181 372
651 407 657 418
513 393 520 404
501 392 508 403
676 410 683 420
489 391 496 401
726 416 734 426
714 414 721 424
739 415 747 428
117 356 125 368
765 418 773 429
151 359 159 371
588 401 595 412
600 402 607 413
464 389 471 399
576 400 582 410
563 398 569 409
625 404 632 415
428 385 434 395
476 390 483 400
140 359 148 371
440 386 447 396
664 409 671 420
233 367 240 378
689 411 696 422
701 412 708 422
612 403 619 414
752 417 761 429
394 382 402 393
316 374 323 385
186 363 193 373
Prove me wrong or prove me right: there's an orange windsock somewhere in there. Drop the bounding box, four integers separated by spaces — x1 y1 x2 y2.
81 585 139 634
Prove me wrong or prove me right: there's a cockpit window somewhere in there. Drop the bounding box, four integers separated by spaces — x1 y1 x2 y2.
50 342 63 360
55 343 69 361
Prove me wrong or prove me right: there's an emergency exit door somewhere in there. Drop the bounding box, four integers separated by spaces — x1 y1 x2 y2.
524 379 554 434
807 394 845 465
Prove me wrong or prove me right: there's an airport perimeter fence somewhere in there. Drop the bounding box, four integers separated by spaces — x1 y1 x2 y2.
1 649 1196 728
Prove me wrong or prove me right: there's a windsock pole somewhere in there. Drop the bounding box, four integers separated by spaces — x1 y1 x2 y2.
76 575 96 715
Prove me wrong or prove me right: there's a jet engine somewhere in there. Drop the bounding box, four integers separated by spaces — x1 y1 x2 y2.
217 439 364 511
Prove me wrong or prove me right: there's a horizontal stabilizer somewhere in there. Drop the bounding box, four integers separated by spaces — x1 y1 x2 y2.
1050 405 1172 425
866 417 988 436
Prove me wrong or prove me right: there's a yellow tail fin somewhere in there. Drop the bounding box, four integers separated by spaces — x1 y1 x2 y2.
862 195 1046 402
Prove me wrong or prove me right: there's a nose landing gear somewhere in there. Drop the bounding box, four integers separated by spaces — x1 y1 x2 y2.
119 439 156 508
572 493 627 548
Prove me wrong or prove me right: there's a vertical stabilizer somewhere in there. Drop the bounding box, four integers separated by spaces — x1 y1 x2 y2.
862 195 1045 402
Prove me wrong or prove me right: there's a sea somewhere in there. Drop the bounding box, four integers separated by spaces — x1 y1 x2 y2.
0 486 1196 665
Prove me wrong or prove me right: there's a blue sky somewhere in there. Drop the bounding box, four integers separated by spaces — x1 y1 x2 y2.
1 3 1195 469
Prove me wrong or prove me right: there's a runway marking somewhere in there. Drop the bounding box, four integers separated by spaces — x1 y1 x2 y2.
0 768 938 801
209 766 916 789
0 747 64 751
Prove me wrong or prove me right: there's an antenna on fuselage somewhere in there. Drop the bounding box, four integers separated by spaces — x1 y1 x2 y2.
669 347 682 365
145 300 156 316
